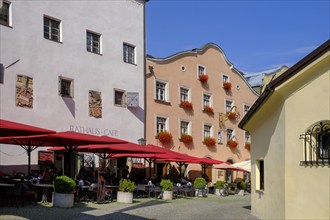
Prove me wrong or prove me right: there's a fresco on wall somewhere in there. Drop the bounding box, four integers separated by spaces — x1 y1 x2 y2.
89 90 102 118
16 75 33 108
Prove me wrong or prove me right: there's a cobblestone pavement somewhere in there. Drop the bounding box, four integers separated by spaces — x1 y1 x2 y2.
0 194 259 220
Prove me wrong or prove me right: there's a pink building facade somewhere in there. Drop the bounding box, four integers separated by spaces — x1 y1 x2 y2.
146 43 258 183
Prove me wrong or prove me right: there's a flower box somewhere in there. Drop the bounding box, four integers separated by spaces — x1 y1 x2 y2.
223 82 232 90
227 140 238 148
204 105 214 113
181 134 193 144
227 112 236 119
204 137 216 147
245 142 251 151
180 100 193 109
156 131 173 144
199 74 208 83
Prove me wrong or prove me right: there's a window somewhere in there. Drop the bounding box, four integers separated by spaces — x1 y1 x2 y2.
226 128 234 141
58 77 74 98
203 94 211 107
244 105 250 115
0 1 10 26
180 87 189 101
180 121 190 135
123 43 135 64
204 124 212 138
223 75 229 83
87 31 101 54
114 89 125 107
44 16 61 42
197 65 205 77
226 100 233 112
256 160 264 191
156 80 167 101
300 121 330 165
156 116 167 134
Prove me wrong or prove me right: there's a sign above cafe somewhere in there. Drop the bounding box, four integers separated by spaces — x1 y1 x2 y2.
69 125 119 137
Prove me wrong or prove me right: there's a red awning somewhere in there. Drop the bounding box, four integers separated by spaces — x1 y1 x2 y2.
0 119 55 137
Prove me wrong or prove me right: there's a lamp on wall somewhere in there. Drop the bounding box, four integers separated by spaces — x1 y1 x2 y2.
138 138 146 146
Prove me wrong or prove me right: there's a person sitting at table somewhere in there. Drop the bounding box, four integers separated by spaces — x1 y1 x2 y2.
86 171 98 188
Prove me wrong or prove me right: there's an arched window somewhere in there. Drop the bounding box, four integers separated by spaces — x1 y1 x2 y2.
300 120 330 165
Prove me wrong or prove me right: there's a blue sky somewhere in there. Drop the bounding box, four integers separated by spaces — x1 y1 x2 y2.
146 0 330 73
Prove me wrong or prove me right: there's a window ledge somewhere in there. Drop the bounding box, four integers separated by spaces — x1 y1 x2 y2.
0 24 13 28
255 190 264 194
154 99 171 105
44 38 63 44
300 160 330 166
87 50 103 56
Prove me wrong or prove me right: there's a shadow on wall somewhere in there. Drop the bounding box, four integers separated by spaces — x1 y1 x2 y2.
62 97 75 118
127 106 144 123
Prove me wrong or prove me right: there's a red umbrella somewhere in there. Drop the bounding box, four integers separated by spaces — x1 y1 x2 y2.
0 119 55 137
0 131 127 177
189 157 224 177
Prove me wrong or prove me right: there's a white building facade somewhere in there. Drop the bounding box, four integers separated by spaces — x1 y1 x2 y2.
0 0 146 173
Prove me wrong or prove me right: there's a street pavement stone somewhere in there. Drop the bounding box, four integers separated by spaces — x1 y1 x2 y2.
0 194 259 220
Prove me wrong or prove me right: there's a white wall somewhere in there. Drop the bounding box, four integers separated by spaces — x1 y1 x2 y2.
0 0 146 168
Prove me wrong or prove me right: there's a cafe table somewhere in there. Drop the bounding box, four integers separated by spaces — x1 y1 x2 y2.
33 183 53 203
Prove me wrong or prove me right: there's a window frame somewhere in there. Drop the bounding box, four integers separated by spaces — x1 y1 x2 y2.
43 15 62 43
86 30 102 54
179 86 190 102
197 64 206 78
256 159 265 191
180 120 191 136
0 1 11 27
243 104 251 115
155 79 168 102
226 128 234 141
123 43 136 64
155 115 168 135
58 76 74 98
203 93 212 108
203 124 213 138
114 89 126 107
225 99 233 113
222 74 229 83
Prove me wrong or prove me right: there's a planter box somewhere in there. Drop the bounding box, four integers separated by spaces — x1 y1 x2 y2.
52 192 74 208
195 188 206 197
117 191 133 204
215 188 223 196
162 190 173 200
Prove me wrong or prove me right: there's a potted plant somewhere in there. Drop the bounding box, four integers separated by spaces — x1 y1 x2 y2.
203 105 214 113
117 178 136 204
227 140 238 148
156 131 173 144
223 82 232 90
199 74 208 83
181 133 193 144
160 179 173 200
237 181 247 196
245 142 251 151
227 112 236 119
180 100 193 109
204 137 216 147
193 177 207 197
215 181 226 196
52 175 76 208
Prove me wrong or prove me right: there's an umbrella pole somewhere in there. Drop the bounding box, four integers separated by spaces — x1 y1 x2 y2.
27 148 31 178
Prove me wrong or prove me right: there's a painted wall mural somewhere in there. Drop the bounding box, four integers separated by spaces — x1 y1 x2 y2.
89 90 102 118
16 75 33 108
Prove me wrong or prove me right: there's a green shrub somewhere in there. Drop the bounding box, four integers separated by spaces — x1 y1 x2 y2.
54 175 76 194
160 179 173 191
237 181 247 190
193 177 206 189
119 178 136 193
215 180 226 189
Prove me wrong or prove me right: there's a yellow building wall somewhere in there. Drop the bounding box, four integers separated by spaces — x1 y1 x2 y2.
246 51 330 219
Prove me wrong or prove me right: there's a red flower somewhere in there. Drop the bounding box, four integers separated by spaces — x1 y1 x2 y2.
157 131 173 144
180 101 193 109
199 74 208 83
204 137 216 147
181 134 193 144
223 82 232 90
227 112 236 119
245 142 251 151
227 140 238 148
204 105 214 113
